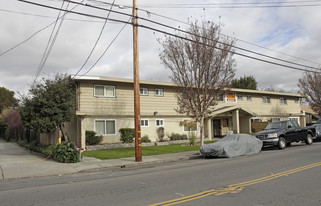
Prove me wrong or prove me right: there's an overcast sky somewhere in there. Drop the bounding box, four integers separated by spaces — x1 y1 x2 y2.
1 0 321 96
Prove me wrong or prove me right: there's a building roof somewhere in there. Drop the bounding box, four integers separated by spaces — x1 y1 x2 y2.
72 75 304 98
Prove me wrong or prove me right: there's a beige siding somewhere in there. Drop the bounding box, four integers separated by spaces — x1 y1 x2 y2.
71 77 304 146
78 81 182 116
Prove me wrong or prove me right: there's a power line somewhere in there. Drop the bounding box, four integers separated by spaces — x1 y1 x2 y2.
35 0 68 81
17 0 321 74
87 0 321 67
78 1 320 71
0 7 122 24
73 0 116 77
136 8 321 67
18 0 132 25
139 24 321 73
80 17 132 77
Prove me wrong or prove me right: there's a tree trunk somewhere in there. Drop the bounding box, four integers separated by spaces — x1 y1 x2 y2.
200 117 205 147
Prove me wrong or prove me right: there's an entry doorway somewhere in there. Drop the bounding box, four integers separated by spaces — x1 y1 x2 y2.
213 119 221 137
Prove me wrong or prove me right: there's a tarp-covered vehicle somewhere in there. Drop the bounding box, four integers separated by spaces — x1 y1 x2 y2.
200 134 263 158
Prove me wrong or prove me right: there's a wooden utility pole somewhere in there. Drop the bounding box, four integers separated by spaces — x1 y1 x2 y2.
133 0 142 162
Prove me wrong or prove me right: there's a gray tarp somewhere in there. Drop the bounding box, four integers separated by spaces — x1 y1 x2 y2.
200 134 263 158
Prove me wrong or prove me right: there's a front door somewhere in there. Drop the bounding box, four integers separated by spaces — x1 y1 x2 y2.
213 119 221 137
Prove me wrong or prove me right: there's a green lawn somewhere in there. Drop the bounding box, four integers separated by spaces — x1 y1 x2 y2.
83 141 216 160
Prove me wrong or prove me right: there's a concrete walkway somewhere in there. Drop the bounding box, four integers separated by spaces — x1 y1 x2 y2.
0 139 202 181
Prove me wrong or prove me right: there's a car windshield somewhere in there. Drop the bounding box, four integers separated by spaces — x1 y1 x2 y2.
265 122 286 130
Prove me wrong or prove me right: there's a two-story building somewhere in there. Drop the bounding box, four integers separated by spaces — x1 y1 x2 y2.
64 75 305 149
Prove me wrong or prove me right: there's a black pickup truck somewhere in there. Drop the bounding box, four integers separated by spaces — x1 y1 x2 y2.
255 120 315 149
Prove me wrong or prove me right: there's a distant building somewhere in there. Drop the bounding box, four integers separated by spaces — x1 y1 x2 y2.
61 76 305 149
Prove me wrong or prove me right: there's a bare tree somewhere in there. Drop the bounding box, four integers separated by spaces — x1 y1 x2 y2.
298 72 321 115
159 20 236 146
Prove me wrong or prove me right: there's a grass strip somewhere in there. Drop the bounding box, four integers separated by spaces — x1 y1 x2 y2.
83 141 215 160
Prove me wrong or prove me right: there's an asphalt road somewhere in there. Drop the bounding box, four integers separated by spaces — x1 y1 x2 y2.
1 142 321 206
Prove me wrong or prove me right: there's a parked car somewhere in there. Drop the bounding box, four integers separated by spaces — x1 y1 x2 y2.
200 134 263 158
255 120 315 149
312 124 321 141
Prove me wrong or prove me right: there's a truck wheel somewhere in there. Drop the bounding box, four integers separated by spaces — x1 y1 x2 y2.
306 134 313 145
278 137 286 150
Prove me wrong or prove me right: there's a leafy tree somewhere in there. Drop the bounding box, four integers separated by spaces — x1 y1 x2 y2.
0 87 17 113
298 72 321 115
159 20 236 146
20 74 75 134
231 75 257 90
1 108 23 141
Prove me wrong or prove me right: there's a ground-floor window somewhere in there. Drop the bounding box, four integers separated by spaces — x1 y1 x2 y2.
141 119 149 127
270 117 280 122
95 119 116 135
156 119 164 127
181 119 197 132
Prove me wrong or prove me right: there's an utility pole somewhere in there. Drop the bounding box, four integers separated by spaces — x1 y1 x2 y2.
133 0 142 162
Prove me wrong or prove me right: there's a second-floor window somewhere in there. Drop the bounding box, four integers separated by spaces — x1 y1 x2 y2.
280 97 287 105
237 94 243 101
217 93 224 102
263 96 271 104
140 88 149 96
155 88 164 96
247 95 252 101
94 85 115 98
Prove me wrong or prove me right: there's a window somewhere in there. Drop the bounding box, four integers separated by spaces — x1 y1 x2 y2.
155 88 164 96
95 120 116 135
280 97 287 105
263 96 271 104
294 98 300 104
94 85 115 97
270 117 280 122
156 119 164 127
217 93 224 102
140 88 148 96
182 120 197 132
237 94 243 101
141 119 149 127
247 95 252 101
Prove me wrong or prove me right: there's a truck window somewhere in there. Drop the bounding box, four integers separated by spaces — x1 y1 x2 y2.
286 121 293 129
291 121 299 128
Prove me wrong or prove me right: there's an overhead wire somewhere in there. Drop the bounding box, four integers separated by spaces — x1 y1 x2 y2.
73 0 116 77
76 1 321 71
15 0 321 74
138 24 320 74
88 0 321 67
137 8 321 67
79 17 132 77
35 0 68 81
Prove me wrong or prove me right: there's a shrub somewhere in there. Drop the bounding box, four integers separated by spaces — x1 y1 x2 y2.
41 145 56 158
169 133 187 141
0 121 7 138
156 127 165 141
189 132 196 146
52 142 79 163
86 130 103 145
3 128 12 141
141 135 151 143
119 128 135 143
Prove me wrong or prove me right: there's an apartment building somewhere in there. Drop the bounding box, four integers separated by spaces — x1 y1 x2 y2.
66 76 305 149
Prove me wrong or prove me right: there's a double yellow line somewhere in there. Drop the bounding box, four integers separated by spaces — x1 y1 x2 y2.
149 161 321 206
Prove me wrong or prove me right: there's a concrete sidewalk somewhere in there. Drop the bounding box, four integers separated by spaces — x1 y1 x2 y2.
0 139 202 181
